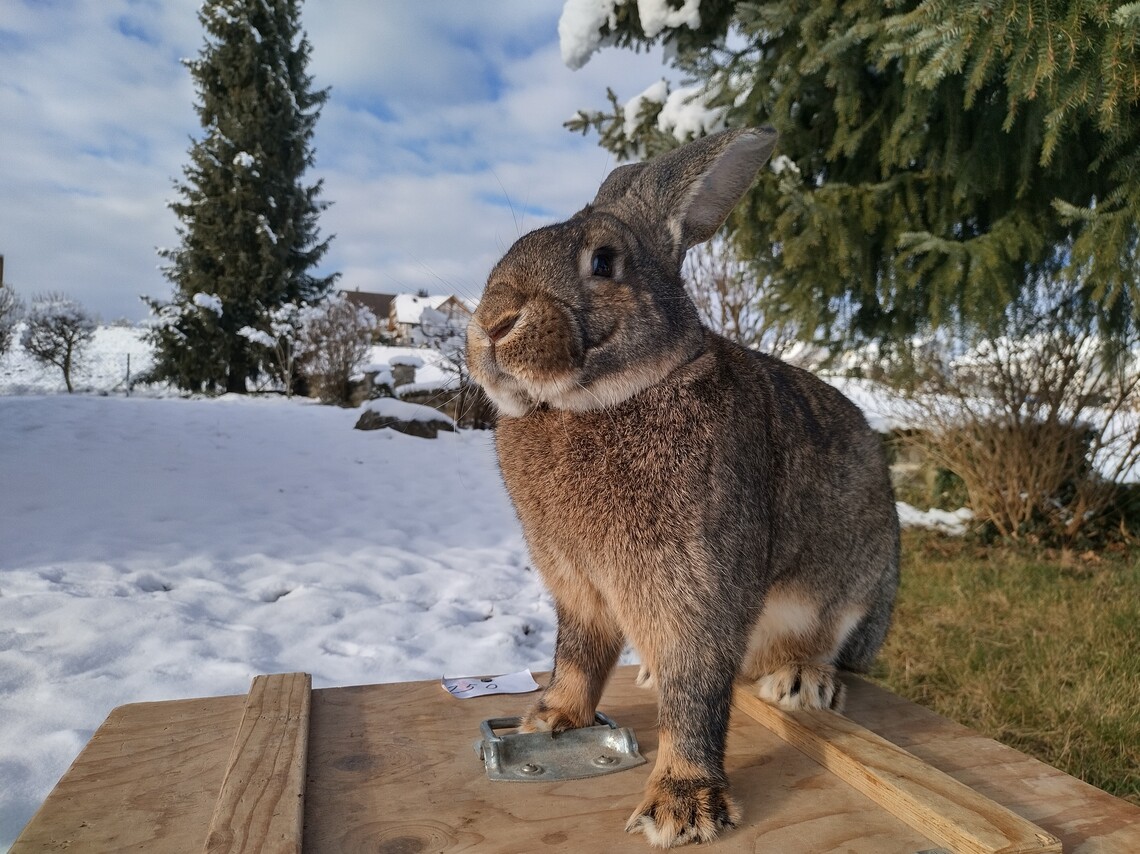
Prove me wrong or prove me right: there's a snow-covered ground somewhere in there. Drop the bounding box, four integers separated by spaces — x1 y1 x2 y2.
0 392 554 846
1 327 964 847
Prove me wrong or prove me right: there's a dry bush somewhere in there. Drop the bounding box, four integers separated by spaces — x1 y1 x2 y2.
298 295 376 406
683 235 798 356
904 284 1140 545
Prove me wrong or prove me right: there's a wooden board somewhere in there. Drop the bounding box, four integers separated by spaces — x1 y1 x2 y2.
10 694 245 852
205 672 311 854
839 677 1140 854
13 666 1140 853
734 689 1060 854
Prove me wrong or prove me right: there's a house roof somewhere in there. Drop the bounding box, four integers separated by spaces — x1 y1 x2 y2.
392 293 452 325
340 290 394 320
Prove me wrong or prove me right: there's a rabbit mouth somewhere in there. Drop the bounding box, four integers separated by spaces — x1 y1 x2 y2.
467 300 588 416
469 324 694 417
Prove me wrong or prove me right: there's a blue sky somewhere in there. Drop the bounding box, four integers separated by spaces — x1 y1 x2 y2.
1 1 670 321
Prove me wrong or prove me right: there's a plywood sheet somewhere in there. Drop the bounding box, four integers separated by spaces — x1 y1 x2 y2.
10 695 244 852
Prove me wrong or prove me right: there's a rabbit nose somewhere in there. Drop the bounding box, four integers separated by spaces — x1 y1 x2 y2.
486 312 520 343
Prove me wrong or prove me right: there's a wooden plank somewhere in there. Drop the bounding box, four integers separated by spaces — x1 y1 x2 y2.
733 687 1062 854
11 694 245 852
842 676 1140 854
203 672 311 854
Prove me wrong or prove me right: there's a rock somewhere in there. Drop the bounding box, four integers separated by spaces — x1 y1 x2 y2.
354 398 455 439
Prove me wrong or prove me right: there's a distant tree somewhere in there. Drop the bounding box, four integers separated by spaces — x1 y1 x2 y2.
0 286 22 356
298 294 375 405
147 0 337 394
565 0 1140 346
21 293 96 393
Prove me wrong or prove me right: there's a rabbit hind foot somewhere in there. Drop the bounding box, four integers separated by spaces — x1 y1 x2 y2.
751 662 846 712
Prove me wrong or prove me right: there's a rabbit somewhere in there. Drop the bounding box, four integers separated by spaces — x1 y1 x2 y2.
466 127 900 848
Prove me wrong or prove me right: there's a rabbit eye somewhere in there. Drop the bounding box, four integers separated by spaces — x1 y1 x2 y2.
590 247 615 278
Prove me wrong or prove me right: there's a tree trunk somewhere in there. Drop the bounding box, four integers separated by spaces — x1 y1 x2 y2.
63 346 73 394
226 350 248 394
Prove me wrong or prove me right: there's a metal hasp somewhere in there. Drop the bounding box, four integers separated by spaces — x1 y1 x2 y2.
475 712 646 782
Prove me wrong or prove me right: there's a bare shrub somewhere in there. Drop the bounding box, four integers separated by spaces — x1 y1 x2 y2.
683 236 798 356
905 283 1140 544
298 295 376 405
21 293 97 393
418 305 496 428
238 302 304 396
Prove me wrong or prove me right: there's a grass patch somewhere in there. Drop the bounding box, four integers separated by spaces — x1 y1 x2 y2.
869 530 1140 805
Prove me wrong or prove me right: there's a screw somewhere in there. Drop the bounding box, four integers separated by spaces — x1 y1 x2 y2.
519 763 544 775
593 755 618 766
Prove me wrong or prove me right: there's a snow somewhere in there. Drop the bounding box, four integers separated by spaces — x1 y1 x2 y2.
237 325 276 348
391 293 451 326
0 393 547 846
636 0 702 40
361 396 455 425
365 344 453 387
232 151 255 169
0 327 981 846
388 353 425 369
560 0 703 69
558 0 619 69
621 79 725 148
624 79 669 138
657 84 726 141
0 324 153 396
397 379 456 397
192 292 224 315
895 505 974 536
770 154 800 177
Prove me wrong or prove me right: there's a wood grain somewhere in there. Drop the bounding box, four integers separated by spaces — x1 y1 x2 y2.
203 672 311 854
10 694 245 852
733 687 1061 854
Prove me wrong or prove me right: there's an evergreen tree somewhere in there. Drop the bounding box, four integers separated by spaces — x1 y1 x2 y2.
148 0 336 393
565 0 1140 345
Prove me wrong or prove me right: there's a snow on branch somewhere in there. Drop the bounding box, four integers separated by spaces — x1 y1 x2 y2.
560 0 703 70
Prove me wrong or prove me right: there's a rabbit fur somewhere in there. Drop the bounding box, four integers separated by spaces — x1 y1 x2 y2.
466 127 900 848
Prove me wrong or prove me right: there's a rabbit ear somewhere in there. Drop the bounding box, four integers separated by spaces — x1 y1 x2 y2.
594 128 778 257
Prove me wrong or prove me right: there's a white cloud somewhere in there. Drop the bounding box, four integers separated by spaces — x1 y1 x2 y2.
0 1 674 321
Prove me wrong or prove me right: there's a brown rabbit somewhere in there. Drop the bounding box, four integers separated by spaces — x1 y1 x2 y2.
466 127 900 848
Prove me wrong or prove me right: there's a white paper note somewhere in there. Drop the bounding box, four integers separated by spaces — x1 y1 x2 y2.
442 669 540 699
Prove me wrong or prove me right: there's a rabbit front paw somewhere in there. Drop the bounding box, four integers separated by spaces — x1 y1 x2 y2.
753 663 846 711
518 703 593 734
625 776 740 848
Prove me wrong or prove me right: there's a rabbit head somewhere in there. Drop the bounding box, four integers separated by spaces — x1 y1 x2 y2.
467 128 779 417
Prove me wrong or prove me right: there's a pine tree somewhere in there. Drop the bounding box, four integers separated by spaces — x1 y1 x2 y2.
565 0 1140 346
147 0 336 393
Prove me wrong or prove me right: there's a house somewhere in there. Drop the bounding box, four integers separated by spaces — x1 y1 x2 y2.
388 293 474 345
340 290 395 331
